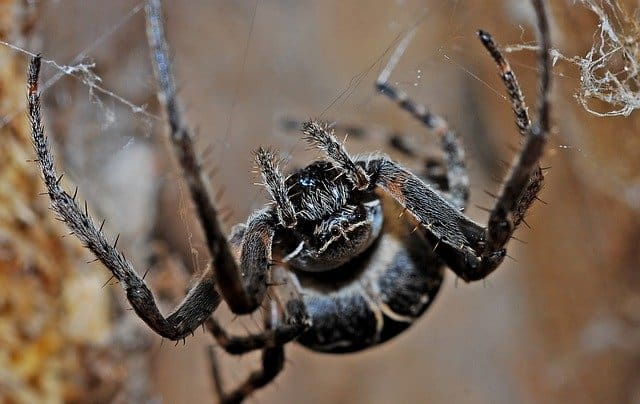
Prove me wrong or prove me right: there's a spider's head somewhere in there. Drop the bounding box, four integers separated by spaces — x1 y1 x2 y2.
281 161 382 272
255 143 383 272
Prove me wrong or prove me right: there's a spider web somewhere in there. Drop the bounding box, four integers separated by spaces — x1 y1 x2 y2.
0 2 156 130
560 0 640 117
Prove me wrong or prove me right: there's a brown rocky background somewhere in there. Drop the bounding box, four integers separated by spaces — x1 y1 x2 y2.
1 0 639 403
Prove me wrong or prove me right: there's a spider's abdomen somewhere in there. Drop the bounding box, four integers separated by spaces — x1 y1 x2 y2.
293 193 445 353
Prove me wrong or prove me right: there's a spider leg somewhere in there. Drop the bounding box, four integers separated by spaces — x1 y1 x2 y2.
231 209 280 313
363 156 491 275
145 0 260 314
282 118 427 160
302 121 370 190
369 0 552 281
477 26 547 245
205 298 309 355
375 30 468 211
302 0 551 282
254 147 297 227
478 31 531 138
208 301 289 404
282 118 450 191
29 56 220 341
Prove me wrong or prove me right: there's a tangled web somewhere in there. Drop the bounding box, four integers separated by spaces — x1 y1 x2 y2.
566 0 640 117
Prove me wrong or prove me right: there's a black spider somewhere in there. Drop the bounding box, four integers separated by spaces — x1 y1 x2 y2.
28 0 552 403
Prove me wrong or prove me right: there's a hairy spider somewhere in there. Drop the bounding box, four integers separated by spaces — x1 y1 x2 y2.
29 0 552 403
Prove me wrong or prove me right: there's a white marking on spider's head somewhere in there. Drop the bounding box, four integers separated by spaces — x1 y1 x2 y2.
282 241 305 263
364 199 383 240
284 198 384 273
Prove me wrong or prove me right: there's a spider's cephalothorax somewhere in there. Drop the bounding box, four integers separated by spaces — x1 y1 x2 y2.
29 0 552 402
276 159 384 272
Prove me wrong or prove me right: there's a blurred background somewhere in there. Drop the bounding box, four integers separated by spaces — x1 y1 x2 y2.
1 0 639 403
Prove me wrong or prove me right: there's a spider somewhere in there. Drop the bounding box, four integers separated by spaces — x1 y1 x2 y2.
29 0 551 403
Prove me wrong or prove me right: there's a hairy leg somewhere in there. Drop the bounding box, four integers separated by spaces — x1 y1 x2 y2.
29 56 220 340
282 118 450 191
206 298 309 355
479 0 551 252
303 0 552 281
375 29 469 210
477 27 546 238
146 0 258 314
208 302 290 404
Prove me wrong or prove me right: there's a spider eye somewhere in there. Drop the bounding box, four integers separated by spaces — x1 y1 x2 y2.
330 226 341 236
299 174 315 188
